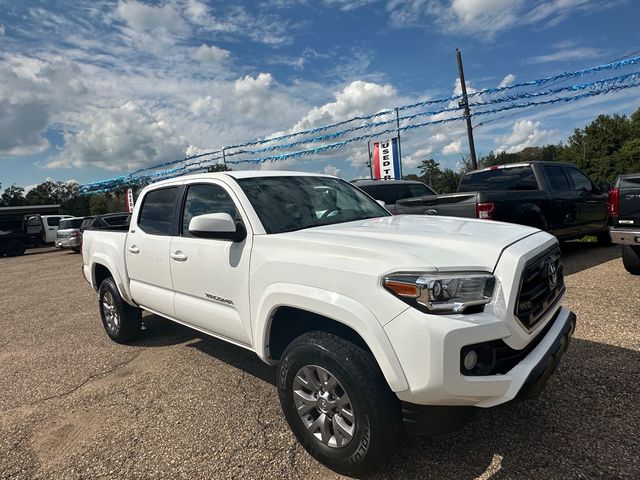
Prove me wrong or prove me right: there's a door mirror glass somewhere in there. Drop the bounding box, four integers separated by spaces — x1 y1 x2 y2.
188 213 245 241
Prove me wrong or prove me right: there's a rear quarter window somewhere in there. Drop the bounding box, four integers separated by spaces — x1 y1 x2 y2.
459 166 539 192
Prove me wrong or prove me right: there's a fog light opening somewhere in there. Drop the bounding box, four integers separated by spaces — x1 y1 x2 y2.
463 350 478 371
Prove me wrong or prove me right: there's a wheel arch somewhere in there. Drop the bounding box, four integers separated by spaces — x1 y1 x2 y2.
513 202 548 231
90 255 136 306
254 284 409 393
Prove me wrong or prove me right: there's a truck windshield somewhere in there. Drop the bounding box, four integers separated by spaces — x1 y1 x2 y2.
459 166 539 192
238 176 390 234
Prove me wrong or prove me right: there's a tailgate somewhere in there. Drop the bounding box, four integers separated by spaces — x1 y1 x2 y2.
395 192 477 218
617 176 640 226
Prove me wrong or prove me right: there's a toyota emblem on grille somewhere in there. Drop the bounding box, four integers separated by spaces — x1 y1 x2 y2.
547 261 558 289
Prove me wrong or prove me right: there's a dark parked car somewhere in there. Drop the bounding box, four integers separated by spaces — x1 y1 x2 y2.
608 173 640 274
395 162 610 242
352 179 436 213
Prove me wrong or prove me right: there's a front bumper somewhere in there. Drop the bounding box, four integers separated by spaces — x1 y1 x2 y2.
399 309 576 435
609 227 640 246
385 305 575 408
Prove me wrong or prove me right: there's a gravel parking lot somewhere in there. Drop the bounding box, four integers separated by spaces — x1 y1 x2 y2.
1 244 639 480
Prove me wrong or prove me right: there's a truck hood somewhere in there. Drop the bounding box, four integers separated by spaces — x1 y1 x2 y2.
283 215 542 272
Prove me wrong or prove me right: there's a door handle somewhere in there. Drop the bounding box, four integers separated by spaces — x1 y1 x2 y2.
170 251 188 262
128 245 140 254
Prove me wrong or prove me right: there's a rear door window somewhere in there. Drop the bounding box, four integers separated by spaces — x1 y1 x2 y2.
407 183 436 197
137 187 179 235
458 166 539 192
543 165 572 192
46 217 61 226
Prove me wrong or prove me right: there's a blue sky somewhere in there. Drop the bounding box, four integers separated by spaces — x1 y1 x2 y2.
1 0 640 189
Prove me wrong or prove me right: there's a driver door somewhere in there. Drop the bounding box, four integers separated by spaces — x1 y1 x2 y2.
170 181 253 346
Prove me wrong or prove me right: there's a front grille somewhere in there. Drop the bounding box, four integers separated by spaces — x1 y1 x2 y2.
515 245 565 330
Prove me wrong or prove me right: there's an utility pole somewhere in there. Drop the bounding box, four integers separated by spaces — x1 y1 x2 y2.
395 108 403 178
367 141 373 179
456 48 477 170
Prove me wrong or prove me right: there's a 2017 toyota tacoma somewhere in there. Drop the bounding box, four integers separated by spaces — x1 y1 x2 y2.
82 171 576 475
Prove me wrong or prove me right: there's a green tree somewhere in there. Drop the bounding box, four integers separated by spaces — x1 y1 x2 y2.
433 169 462 194
89 194 109 215
1 184 27 207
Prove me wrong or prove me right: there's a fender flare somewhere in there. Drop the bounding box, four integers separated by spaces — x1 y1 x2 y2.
254 283 409 393
90 253 136 306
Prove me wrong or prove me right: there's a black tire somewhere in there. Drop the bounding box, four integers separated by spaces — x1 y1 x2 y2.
596 230 613 246
98 277 142 343
4 239 26 257
71 247 81 253
622 245 640 275
277 331 402 476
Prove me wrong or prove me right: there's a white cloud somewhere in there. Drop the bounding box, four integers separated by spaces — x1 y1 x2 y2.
188 96 222 117
48 101 188 170
194 44 230 65
403 146 435 168
116 1 184 32
323 0 378 11
323 164 342 176
442 140 462 155
291 80 397 131
528 47 607 64
0 24 5 36
499 73 516 88
387 0 605 38
495 120 555 153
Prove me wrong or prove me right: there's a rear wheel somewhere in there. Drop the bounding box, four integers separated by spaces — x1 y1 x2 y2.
622 245 640 275
98 277 142 343
277 331 402 476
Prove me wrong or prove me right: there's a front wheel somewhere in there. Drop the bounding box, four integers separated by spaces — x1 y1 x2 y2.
277 332 402 476
98 277 142 343
622 245 640 275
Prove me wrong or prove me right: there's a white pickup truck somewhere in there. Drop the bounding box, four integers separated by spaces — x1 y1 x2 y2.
82 171 576 475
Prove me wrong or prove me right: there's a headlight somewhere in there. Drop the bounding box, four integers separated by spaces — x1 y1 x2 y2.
383 272 496 314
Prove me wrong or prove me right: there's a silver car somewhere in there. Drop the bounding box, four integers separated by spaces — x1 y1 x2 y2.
55 217 85 252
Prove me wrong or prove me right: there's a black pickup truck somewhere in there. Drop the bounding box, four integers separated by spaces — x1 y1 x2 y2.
608 173 640 274
395 162 610 242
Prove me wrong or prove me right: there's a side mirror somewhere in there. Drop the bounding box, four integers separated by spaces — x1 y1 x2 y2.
188 213 246 242
376 199 386 207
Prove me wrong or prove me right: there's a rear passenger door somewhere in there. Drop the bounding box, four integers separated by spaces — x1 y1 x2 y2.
564 167 608 234
126 186 180 316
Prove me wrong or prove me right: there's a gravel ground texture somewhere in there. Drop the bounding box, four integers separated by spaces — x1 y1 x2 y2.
0 243 638 480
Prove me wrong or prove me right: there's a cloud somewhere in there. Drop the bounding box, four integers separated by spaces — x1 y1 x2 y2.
387 0 606 39
47 101 188 170
194 44 230 65
495 119 555 153
323 0 378 11
323 164 342 176
116 1 184 32
442 140 462 155
527 47 607 64
0 24 4 36
499 73 516 88
291 80 397 131
403 146 435 168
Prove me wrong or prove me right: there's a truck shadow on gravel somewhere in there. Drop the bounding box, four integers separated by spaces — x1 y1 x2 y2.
133 317 639 479
560 242 621 276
